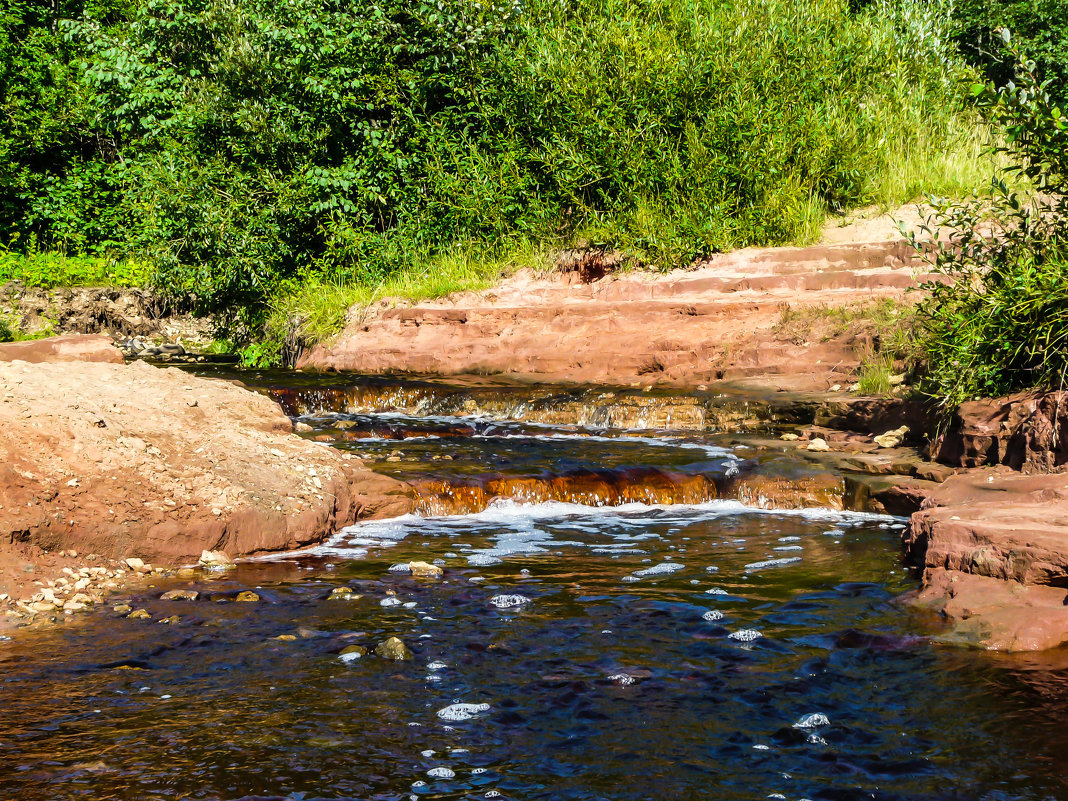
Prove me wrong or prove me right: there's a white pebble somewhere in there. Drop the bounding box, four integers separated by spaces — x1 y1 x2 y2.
427 767 455 779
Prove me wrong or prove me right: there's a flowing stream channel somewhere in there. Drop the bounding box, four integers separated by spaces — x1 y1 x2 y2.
2 370 1068 800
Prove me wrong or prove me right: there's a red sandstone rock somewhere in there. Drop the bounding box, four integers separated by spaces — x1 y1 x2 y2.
932 391 1068 472
300 240 927 390
904 470 1068 650
0 360 416 602
0 334 124 364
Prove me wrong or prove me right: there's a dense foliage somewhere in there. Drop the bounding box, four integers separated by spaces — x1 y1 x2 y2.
1 0 982 329
912 32 1068 408
952 0 1068 103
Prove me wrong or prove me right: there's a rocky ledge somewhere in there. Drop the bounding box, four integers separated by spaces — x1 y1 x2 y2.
0 336 416 621
900 391 1068 651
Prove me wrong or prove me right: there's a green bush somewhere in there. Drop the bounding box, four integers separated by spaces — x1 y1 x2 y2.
0 0 988 328
952 0 1068 105
911 31 1068 409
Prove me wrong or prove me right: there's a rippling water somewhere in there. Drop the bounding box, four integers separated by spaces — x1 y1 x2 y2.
2 372 1068 800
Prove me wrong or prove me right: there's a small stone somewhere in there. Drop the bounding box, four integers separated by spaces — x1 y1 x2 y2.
113 603 132 614
124 557 145 571
294 422 313 433
199 550 233 568
374 636 413 661
779 433 799 441
339 644 367 662
806 438 830 452
29 601 56 613
158 615 180 625
128 609 151 619
273 634 297 641
328 587 358 600
409 561 443 579
177 568 197 578
160 589 198 601
874 425 909 449
235 591 260 602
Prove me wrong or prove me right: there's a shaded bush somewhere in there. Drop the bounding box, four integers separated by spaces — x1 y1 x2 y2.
911 32 1068 409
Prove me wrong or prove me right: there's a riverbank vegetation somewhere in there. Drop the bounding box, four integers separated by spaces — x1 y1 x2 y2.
910 33 1068 409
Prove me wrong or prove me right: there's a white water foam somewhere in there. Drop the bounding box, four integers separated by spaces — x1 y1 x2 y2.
745 557 802 572
437 703 491 722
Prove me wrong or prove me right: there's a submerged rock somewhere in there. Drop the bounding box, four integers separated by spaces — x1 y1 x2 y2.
160 589 198 601
374 636 413 661
409 560 444 579
236 591 260 602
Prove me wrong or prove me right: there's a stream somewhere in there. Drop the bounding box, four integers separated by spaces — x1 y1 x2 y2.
1 370 1067 800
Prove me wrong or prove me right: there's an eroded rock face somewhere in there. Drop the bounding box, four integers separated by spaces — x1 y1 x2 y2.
933 391 1068 472
0 334 124 364
300 240 925 390
904 470 1068 651
0 360 416 566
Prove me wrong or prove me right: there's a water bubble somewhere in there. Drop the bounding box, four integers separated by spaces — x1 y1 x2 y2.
437 703 491 721
490 594 531 608
421 749 436 757
411 780 426 787
823 528 845 537
427 661 447 671
773 545 803 552
728 629 763 642
485 792 502 799
806 733 828 744
702 609 724 622
794 712 830 728
753 744 771 751
469 576 486 583
471 766 485 773
468 555 502 567
427 767 455 779
389 563 412 573
705 587 727 595
778 536 801 542
705 565 719 573
403 601 418 608
608 673 635 686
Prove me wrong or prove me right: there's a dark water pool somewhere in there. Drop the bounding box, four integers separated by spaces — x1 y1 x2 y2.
2 503 1067 800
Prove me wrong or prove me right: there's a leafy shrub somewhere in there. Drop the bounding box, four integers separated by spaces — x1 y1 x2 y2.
1 0 989 328
910 31 1068 409
952 0 1068 104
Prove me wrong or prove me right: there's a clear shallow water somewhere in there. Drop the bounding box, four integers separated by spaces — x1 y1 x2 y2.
3 373 1068 800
